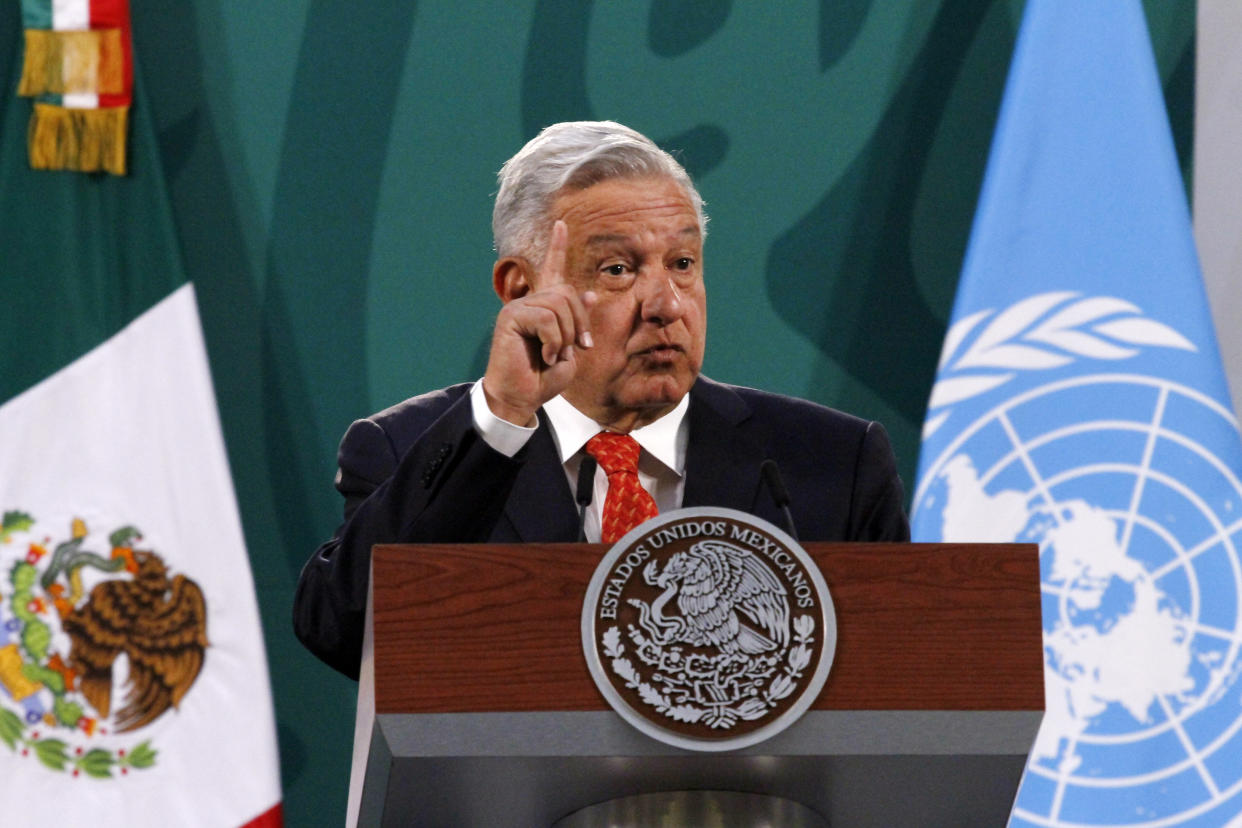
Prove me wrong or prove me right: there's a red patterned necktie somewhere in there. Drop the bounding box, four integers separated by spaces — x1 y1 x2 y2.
585 431 659 543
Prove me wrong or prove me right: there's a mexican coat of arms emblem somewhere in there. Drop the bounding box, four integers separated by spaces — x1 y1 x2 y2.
582 507 836 751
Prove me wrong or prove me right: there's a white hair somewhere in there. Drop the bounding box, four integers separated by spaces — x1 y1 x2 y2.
492 120 707 262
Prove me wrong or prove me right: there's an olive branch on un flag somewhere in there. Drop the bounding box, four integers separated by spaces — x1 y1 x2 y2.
923 291 1196 438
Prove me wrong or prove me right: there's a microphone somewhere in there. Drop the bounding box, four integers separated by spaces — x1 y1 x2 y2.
760 459 799 541
576 455 598 542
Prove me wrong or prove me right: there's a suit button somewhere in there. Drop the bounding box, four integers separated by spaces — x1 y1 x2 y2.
422 443 453 487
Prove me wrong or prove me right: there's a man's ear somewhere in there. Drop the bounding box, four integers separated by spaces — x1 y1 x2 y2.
493 257 535 303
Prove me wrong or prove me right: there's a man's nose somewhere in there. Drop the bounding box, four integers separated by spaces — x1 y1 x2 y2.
638 271 685 325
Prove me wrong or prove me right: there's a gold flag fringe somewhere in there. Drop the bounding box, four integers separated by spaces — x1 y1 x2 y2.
18 29 123 96
28 103 128 176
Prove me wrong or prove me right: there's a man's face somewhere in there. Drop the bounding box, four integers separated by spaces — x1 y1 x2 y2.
544 176 706 430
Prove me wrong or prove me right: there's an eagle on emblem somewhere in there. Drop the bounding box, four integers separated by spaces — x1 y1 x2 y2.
60 549 209 733
633 540 789 655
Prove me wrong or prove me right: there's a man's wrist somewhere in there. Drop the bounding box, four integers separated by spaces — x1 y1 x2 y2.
470 380 536 457
480 381 538 428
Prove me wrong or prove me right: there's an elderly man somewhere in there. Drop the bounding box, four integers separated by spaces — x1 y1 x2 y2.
294 121 908 678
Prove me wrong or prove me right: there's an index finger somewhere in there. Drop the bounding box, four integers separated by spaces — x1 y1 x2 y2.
536 219 593 349
538 220 569 288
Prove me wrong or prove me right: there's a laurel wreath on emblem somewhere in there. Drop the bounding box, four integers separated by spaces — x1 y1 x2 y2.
0 510 208 778
923 292 1196 437
602 614 816 730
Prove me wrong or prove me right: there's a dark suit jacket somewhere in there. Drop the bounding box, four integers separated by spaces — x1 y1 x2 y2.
293 377 909 678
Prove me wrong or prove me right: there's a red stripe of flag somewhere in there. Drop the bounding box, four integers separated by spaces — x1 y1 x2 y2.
240 802 284 828
88 0 131 107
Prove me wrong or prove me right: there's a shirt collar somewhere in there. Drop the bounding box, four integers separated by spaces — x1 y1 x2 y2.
543 393 690 476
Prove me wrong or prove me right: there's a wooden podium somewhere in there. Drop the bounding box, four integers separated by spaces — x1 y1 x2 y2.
349 542 1043 826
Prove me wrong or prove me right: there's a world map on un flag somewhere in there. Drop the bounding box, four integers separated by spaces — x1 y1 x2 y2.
913 293 1242 827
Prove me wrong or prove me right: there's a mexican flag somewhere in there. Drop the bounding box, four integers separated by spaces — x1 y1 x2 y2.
0 285 283 826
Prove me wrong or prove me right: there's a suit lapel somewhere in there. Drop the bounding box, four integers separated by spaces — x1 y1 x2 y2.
500 409 579 542
682 379 769 517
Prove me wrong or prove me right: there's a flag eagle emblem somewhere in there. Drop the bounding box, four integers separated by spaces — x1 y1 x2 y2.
0 510 208 777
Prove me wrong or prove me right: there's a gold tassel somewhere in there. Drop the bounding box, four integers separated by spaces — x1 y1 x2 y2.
18 29 123 96
17 30 53 95
28 103 129 176
97 28 123 95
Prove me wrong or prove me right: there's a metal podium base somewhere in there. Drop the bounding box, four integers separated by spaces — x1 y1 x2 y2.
358 710 1040 826
552 790 830 828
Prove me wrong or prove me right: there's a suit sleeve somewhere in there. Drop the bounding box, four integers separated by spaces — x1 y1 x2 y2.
292 391 525 679
847 421 911 542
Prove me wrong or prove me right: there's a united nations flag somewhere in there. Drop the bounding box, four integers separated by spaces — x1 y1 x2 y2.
912 2 1242 826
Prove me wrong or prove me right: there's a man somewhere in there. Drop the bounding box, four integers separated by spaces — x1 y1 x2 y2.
294 121 908 679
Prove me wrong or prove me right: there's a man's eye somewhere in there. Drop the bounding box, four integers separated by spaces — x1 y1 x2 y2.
603 264 628 276
673 258 694 270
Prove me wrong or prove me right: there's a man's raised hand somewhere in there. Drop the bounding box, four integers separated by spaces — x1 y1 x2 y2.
483 220 595 426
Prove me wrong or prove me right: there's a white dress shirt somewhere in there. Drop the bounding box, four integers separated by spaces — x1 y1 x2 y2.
469 379 689 542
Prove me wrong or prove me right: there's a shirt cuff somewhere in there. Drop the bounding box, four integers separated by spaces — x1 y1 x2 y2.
470 379 537 458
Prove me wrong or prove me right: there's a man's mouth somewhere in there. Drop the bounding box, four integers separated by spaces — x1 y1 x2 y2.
635 343 684 359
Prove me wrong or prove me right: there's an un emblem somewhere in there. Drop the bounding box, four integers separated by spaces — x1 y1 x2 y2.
915 372 1242 824
581 507 836 752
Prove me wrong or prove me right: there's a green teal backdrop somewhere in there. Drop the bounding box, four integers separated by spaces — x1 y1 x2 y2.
0 1 1193 823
